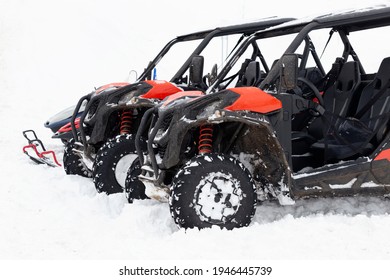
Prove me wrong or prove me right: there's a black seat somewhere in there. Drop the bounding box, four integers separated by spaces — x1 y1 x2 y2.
308 61 361 139
312 57 390 160
236 60 261 87
355 57 390 141
243 61 261 86
291 61 361 171
292 61 361 150
325 62 361 116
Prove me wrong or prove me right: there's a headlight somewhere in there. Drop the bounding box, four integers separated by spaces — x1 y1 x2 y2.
118 90 138 105
196 100 223 119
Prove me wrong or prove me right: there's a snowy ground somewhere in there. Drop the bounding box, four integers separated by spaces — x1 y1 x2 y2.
1 0 390 263
3 150 390 260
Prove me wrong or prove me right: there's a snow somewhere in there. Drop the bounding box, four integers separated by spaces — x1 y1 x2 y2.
193 171 243 222
329 178 358 189
292 163 353 179
361 181 383 188
2 0 390 268
263 2 390 32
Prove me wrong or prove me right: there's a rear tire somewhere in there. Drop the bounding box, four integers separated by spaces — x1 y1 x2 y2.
93 134 140 194
63 139 92 178
169 153 257 230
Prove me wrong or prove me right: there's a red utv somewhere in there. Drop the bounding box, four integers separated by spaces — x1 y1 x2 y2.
61 18 293 195
134 6 390 229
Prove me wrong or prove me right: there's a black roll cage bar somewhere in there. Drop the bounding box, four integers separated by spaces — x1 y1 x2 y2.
137 18 294 82
260 6 390 89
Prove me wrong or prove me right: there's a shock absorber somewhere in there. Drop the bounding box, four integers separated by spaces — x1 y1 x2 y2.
198 124 213 154
120 109 133 135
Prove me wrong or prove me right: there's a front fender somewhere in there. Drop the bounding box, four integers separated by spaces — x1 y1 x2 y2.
86 81 181 145
159 109 293 201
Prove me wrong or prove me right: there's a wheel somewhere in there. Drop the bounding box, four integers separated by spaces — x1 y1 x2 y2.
63 138 92 178
93 134 142 194
169 153 257 230
125 157 149 203
297 77 324 106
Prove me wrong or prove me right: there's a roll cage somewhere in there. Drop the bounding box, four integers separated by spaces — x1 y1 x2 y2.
69 17 295 154
261 6 390 89
138 17 294 83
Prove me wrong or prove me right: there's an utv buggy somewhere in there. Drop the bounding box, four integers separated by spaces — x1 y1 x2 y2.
44 82 129 143
64 17 293 195
134 5 390 230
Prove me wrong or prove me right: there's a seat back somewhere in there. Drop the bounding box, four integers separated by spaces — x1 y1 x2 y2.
307 61 361 139
236 60 261 87
356 57 390 137
242 61 261 86
323 61 361 118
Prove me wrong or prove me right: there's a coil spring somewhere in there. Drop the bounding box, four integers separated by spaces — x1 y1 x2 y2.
120 110 133 134
198 124 213 154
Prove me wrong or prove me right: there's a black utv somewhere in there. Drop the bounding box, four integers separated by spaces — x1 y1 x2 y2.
134 6 390 230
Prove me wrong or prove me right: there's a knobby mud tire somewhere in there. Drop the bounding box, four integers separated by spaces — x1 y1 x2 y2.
93 134 140 195
125 157 149 203
169 153 257 230
63 139 92 178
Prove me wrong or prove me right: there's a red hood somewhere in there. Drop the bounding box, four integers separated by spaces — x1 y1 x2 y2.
95 82 130 95
141 80 183 100
224 87 282 114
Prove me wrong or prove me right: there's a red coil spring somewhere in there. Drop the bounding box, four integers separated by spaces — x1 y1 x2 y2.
120 110 133 134
198 124 213 154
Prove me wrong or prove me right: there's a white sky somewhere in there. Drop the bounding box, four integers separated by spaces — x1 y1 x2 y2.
1 0 390 109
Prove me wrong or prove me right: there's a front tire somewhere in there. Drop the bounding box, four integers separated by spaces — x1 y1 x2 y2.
169 153 257 230
125 157 149 203
63 139 92 178
93 134 140 194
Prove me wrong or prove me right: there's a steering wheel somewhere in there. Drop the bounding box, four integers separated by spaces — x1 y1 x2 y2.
297 77 324 107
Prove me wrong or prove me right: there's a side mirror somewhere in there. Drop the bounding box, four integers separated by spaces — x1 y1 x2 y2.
279 54 298 91
189 55 204 86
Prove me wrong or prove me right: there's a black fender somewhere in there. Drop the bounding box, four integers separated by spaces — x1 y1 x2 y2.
155 108 293 199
